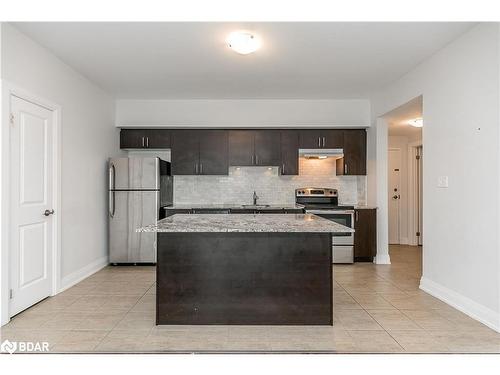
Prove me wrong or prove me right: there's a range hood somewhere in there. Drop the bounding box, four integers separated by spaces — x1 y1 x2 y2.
299 148 344 159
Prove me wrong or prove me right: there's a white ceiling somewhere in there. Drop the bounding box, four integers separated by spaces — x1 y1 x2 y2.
12 22 474 99
385 96 423 138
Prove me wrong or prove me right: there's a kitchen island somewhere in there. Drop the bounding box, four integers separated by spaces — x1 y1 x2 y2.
138 213 353 325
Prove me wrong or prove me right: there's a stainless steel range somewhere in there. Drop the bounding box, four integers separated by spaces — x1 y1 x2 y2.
296 188 354 264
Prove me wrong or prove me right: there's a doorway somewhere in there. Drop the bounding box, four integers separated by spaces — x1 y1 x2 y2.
7 92 60 318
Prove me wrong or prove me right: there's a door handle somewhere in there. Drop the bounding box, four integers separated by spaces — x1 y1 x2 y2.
109 164 115 190
392 195 401 200
43 209 55 216
109 191 115 218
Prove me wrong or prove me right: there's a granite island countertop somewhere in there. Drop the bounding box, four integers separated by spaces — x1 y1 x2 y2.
163 204 304 210
138 213 354 233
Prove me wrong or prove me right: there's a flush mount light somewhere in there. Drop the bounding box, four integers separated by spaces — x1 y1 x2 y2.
408 118 423 128
227 31 260 55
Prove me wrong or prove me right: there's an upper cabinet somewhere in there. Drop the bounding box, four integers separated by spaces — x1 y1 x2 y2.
120 129 171 149
171 130 228 175
119 128 365 176
228 130 281 167
299 130 343 149
336 129 367 176
280 130 299 175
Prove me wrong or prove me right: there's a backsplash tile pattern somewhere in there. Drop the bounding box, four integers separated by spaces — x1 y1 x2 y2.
173 157 367 206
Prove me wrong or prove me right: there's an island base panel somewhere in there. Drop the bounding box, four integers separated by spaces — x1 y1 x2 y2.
156 232 332 325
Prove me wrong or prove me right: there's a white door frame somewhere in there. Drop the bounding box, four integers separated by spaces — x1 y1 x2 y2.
408 140 423 246
0 82 62 325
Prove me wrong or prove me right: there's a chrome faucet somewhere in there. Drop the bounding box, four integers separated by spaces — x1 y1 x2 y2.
253 191 259 205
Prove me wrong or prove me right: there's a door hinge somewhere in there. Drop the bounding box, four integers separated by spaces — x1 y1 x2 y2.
416 155 421 160
416 232 421 237
9 289 13 299
10 113 14 124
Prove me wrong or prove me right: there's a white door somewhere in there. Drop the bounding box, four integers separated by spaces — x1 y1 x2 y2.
388 149 401 244
417 146 423 246
10 96 55 316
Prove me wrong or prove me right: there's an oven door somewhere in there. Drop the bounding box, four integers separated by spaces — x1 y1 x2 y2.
306 210 354 245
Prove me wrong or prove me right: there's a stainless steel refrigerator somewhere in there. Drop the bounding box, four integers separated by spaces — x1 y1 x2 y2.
108 157 173 264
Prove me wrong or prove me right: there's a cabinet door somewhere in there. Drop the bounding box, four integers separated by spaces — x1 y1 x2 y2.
280 131 299 175
120 129 147 149
171 130 200 175
354 209 377 261
342 130 367 175
254 130 281 166
299 130 323 149
199 130 228 175
228 130 255 166
323 130 344 149
146 129 171 148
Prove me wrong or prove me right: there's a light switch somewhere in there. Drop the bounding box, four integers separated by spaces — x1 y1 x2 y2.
437 176 449 188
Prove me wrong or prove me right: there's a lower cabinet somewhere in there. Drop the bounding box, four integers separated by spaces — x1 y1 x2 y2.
354 208 377 262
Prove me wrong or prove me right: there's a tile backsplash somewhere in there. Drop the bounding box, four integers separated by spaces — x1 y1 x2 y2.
173 157 367 206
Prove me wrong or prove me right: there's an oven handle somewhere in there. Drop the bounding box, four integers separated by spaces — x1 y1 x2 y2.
306 210 354 215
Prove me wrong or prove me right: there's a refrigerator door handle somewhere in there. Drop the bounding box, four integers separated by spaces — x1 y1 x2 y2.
109 163 116 190
109 191 115 218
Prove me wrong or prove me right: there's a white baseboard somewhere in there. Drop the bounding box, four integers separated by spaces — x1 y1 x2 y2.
399 237 409 245
420 277 500 333
59 255 109 293
374 253 391 264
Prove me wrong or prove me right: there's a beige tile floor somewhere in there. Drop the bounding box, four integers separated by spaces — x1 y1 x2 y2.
1 245 499 353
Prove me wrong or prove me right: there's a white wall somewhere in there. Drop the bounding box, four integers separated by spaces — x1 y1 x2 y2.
370 23 500 330
0 23 120 308
115 99 370 127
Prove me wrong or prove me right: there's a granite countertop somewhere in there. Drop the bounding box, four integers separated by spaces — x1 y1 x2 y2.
138 213 354 233
163 204 305 210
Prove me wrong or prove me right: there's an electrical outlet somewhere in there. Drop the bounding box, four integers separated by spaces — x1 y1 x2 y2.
437 176 449 188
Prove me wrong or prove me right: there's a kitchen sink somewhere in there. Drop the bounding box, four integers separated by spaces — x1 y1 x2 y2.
241 204 271 208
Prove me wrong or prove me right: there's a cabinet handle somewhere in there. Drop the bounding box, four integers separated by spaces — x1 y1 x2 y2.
355 211 359 222
344 164 348 174
282 163 285 174
318 137 321 147
195 163 198 174
255 155 258 165
251 155 254 165
200 163 203 174
141 136 145 147
146 137 149 148
323 137 326 147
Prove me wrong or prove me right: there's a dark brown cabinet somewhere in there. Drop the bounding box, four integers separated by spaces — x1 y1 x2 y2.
354 208 377 262
171 130 228 175
336 130 366 176
120 129 170 149
228 130 281 167
280 131 299 175
299 130 343 149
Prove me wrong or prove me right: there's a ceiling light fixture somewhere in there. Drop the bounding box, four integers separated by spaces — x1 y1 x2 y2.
408 118 423 128
227 31 260 55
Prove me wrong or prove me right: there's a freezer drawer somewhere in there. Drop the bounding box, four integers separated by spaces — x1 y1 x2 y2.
109 157 160 190
332 245 354 264
109 190 159 263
